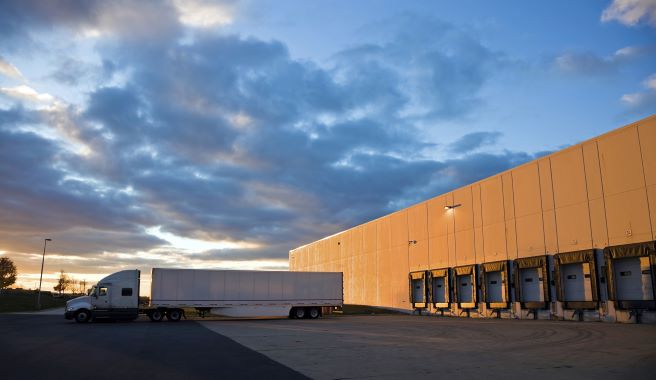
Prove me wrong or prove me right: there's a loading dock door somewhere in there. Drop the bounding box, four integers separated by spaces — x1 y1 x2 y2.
432 276 447 303
485 271 503 302
429 268 450 309
457 275 473 303
561 262 593 302
614 257 653 301
554 250 599 310
514 255 550 309
481 261 509 309
412 278 425 303
409 271 427 308
605 242 656 310
519 267 544 302
453 265 477 308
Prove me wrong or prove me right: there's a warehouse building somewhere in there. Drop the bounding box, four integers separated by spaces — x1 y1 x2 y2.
290 114 656 323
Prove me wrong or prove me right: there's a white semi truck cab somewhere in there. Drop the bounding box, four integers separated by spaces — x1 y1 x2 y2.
65 270 141 323
65 268 343 323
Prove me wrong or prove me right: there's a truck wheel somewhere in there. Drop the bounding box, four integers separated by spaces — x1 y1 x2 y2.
75 309 91 323
308 307 320 319
293 307 306 319
167 309 182 322
149 310 165 322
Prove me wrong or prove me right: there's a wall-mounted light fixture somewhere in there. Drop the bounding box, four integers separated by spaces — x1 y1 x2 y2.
444 204 462 210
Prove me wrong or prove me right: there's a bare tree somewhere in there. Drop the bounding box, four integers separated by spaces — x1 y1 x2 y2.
77 279 87 294
0 257 17 293
53 270 73 295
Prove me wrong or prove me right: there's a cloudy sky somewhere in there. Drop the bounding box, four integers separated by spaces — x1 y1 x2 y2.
1 0 655 293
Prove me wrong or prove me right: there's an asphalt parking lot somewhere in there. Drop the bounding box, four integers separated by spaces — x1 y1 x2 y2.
202 315 656 379
1 313 655 380
0 314 306 380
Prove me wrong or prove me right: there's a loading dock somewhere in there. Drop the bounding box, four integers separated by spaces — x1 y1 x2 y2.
554 250 599 310
513 255 551 309
480 261 511 311
409 271 428 309
429 268 451 312
290 115 656 323
453 265 477 310
605 241 656 310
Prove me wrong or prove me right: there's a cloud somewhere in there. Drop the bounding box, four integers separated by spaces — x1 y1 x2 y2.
553 45 655 76
645 73 656 89
332 15 508 120
620 73 656 113
0 109 157 239
0 0 181 45
3 228 167 257
173 0 236 28
48 58 102 86
0 56 23 79
602 0 656 27
449 131 502 154
1 85 54 102
0 0 237 48
0 10 544 274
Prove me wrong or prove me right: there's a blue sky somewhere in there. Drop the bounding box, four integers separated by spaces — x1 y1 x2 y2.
0 0 654 291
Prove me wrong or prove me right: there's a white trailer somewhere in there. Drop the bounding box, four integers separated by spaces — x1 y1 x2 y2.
64 269 343 323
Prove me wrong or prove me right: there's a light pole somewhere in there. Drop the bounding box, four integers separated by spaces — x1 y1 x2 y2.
36 238 52 310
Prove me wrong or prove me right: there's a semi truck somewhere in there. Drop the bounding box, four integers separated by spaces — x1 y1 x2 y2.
64 268 343 323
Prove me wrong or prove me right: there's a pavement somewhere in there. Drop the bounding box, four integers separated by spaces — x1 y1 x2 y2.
10 307 65 315
200 314 656 379
1 313 655 380
0 314 306 380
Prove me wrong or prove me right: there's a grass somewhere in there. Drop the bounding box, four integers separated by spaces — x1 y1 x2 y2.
0 289 67 313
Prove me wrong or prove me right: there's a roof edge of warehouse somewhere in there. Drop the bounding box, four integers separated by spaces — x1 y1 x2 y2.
290 113 656 252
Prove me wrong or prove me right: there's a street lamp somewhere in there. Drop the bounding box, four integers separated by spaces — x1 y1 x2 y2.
36 238 52 310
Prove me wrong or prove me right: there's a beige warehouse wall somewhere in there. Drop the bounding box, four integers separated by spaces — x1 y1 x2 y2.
290 115 656 310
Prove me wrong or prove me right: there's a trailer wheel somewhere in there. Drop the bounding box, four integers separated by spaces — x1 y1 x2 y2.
75 309 91 323
149 310 165 322
293 307 306 319
167 309 182 322
308 307 320 319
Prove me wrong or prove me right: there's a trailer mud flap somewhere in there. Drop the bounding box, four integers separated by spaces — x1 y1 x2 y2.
481 261 510 309
453 265 477 309
409 271 428 309
554 250 599 310
429 268 451 310
605 241 656 310
513 255 550 309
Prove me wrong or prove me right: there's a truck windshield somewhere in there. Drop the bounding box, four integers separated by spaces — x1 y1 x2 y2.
88 286 97 296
